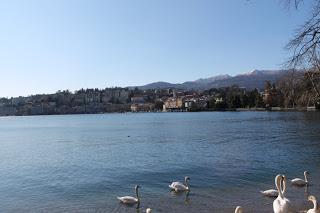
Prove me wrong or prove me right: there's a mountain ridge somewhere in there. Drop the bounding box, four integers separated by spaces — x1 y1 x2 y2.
135 69 289 90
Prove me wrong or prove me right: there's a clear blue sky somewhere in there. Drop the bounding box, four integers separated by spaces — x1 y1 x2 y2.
0 0 313 97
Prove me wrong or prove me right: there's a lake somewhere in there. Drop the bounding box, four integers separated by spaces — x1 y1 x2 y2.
0 112 320 212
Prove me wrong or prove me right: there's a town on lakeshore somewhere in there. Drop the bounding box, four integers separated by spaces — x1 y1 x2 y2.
0 70 319 116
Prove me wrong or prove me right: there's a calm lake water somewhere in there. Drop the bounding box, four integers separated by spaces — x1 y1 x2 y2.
0 112 320 213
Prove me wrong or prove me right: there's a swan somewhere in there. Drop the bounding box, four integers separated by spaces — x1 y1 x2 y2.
291 171 310 186
260 189 279 197
146 208 152 213
261 177 285 197
169 176 190 192
307 195 319 213
117 185 140 204
235 206 243 213
260 176 286 197
273 174 291 213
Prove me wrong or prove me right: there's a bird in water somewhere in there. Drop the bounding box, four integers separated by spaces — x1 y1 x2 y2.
169 176 190 192
307 195 319 213
261 176 285 197
260 189 279 197
235 206 243 213
117 185 141 205
273 174 291 213
291 171 310 186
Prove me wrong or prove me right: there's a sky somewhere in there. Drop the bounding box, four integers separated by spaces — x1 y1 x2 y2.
0 0 315 97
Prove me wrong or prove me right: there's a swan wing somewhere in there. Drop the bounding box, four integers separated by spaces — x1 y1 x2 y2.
174 184 188 191
291 178 306 186
169 181 188 191
169 181 183 189
117 196 138 204
260 189 278 197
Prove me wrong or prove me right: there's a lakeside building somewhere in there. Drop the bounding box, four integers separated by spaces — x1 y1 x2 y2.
263 89 277 107
131 96 145 104
102 89 129 104
184 96 210 111
131 103 155 112
163 97 184 111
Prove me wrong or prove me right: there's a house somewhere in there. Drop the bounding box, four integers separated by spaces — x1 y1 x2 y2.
131 103 154 112
131 96 145 104
163 98 183 111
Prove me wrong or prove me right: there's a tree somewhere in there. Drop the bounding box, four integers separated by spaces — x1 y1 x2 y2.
208 98 216 108
154 100 164 110
241 94 249 107
285 0 320 105
264 81 280 107
214 99 227 110
231 95 242 108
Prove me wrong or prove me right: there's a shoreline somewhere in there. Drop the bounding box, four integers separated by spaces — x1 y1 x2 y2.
0 107 318 118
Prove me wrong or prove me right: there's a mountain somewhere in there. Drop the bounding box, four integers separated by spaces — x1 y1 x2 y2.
136 69 289 90
193 74 231 84
206 70 289 90
137 81 179 90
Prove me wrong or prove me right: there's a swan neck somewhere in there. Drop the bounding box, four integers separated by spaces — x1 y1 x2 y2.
185 179 189 188
281 177 286 195
235 206 242 213
276 176 284 199
314 199 318 210
304 172 309 183
135 187 140 200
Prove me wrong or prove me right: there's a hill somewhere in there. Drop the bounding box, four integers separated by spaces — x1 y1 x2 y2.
137 70 288 90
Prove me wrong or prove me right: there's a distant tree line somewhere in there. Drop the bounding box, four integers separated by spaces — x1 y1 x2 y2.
203 72 319 111
203 86 264 111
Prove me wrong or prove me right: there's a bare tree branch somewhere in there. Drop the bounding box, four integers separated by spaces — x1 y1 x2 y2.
285 0 320 102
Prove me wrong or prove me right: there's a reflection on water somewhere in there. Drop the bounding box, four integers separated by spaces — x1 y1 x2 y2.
0 112 320 212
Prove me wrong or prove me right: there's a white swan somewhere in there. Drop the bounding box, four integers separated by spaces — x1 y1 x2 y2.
169 176 190 192
146 208 152 213
307 195 319 213
260 189 279 197
273 174 291 213
117 185 140 204
235 206 243 213
291 171 310 186
261 178 285 197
